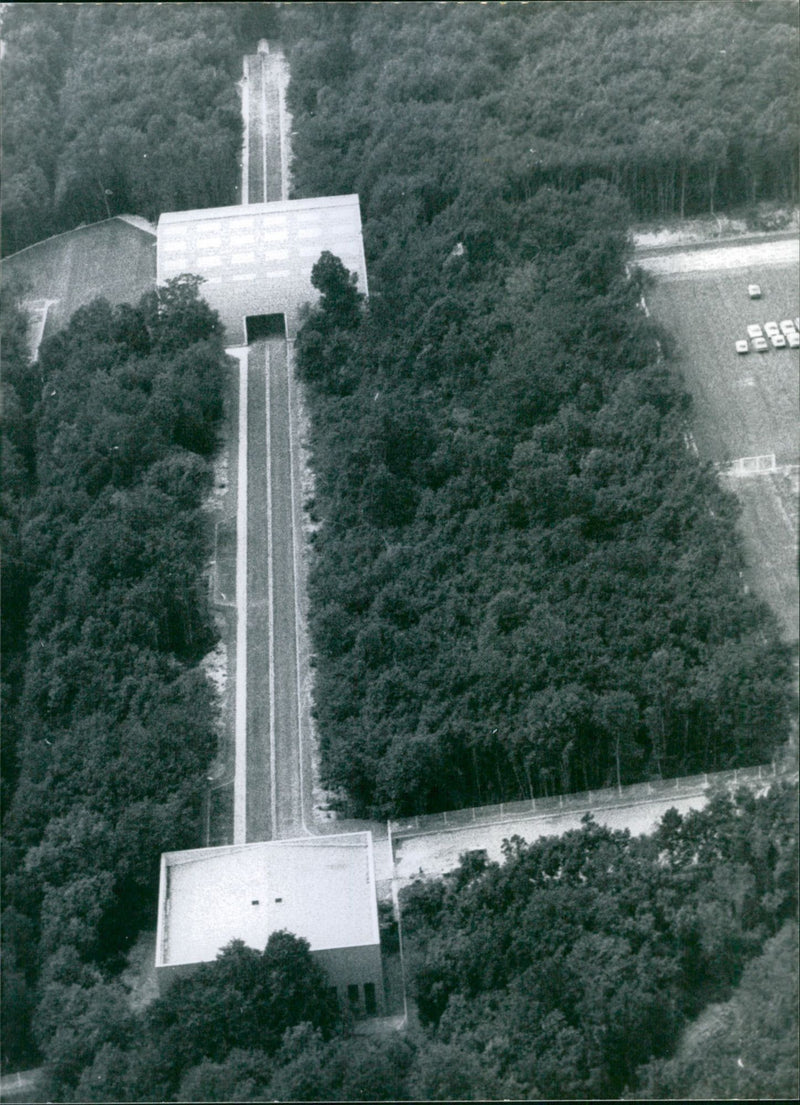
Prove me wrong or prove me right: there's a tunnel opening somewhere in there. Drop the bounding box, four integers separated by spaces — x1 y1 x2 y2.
246 313 286 343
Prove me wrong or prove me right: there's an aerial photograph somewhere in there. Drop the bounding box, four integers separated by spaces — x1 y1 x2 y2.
0 1 798 1100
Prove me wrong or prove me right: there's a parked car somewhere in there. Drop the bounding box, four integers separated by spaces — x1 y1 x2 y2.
752 336 769 352
787 331 800 348
770 333 787 349
764 321 780 337
735 339 749 354
748 284 762 298
779 320 796 336
747 324 764 339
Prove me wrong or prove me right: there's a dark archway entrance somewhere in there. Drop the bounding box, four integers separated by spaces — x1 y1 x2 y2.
245 313 286 343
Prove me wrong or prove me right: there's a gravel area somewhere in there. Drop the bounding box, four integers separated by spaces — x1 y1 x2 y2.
637 236 798 277
391 792 711 882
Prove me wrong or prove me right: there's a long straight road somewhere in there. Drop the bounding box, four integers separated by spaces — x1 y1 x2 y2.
244 48 287 204
244 340 311 841
230 45 313 843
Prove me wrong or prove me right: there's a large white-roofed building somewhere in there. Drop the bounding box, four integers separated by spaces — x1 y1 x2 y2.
156 831 385 1017
156 194 368 344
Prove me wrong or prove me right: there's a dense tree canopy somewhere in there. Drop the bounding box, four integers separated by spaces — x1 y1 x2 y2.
2 2 796 1094
0 277 229 1070
400 783 798 1099
275 2 796 821
36 932 340 1102
0 3 273 254
295 197 791 819
21 787 797 1100
283 1 798 222
3 2 796 257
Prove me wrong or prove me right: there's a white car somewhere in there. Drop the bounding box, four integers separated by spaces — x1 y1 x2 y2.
752 336 769 352
795 317 799 331
747 324 764 339
748 284 762 299
735 339 749 354
764 321 780 337
787 331 800 348
779 320 796 336
770 333 787 349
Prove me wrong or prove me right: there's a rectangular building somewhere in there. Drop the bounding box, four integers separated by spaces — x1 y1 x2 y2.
155 831 384 1017
157 194 368 343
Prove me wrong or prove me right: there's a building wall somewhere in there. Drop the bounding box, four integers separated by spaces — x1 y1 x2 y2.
156 944 385 1017
313 943 386 1017
157 196 368 343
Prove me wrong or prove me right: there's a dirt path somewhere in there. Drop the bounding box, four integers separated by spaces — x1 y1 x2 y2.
636 234 798 277
390 791 709 882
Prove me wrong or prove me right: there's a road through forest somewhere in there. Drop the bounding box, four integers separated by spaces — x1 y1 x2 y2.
243 339 313 841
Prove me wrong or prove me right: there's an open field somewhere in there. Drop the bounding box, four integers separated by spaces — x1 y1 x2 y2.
640 237 799 642
721 468 799 643
644 258 799 464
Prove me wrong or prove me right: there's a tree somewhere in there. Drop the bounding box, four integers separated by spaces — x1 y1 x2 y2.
310 251 365 331
636 922 799 1100
141 933 340 1096
407 1039 488 1100
176 1049 273 1103
2 280 229 1077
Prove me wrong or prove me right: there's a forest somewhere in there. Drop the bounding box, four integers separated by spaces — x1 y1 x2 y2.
287 4 794 819
1 278 230 1069
2 2 797 257
10 785 798 1101
0 3 280 255
1 0 798 1095
281 1 798 219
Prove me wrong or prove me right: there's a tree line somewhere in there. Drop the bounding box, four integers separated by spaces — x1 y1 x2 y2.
399 783 798 1099
280 2 795 822
282 2 798 223
3 2 797 259
17 785 797 1100
296 222 791 821
1 278 229 1070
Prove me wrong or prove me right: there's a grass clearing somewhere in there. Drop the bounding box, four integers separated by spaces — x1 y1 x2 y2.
646 261 799 465
641 241 799 642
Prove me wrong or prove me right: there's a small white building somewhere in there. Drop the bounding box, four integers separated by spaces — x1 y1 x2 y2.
155 831 384 1016
156 194 369 344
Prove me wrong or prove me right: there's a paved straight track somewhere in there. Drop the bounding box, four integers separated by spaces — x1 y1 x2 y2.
245 51 286 204
244 340 311 840
231 45 310 843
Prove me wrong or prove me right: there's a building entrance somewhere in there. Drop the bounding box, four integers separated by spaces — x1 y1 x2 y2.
246 313 286 342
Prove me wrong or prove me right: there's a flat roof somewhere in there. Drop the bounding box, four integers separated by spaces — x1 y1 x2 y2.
156 832 379 969
156 195 368 342
158 194 362 225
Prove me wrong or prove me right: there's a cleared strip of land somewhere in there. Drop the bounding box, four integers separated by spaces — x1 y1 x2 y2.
245 51 286 204
242 340 312 841
266 338 311 837
246 344 273 841
638 235 798 277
